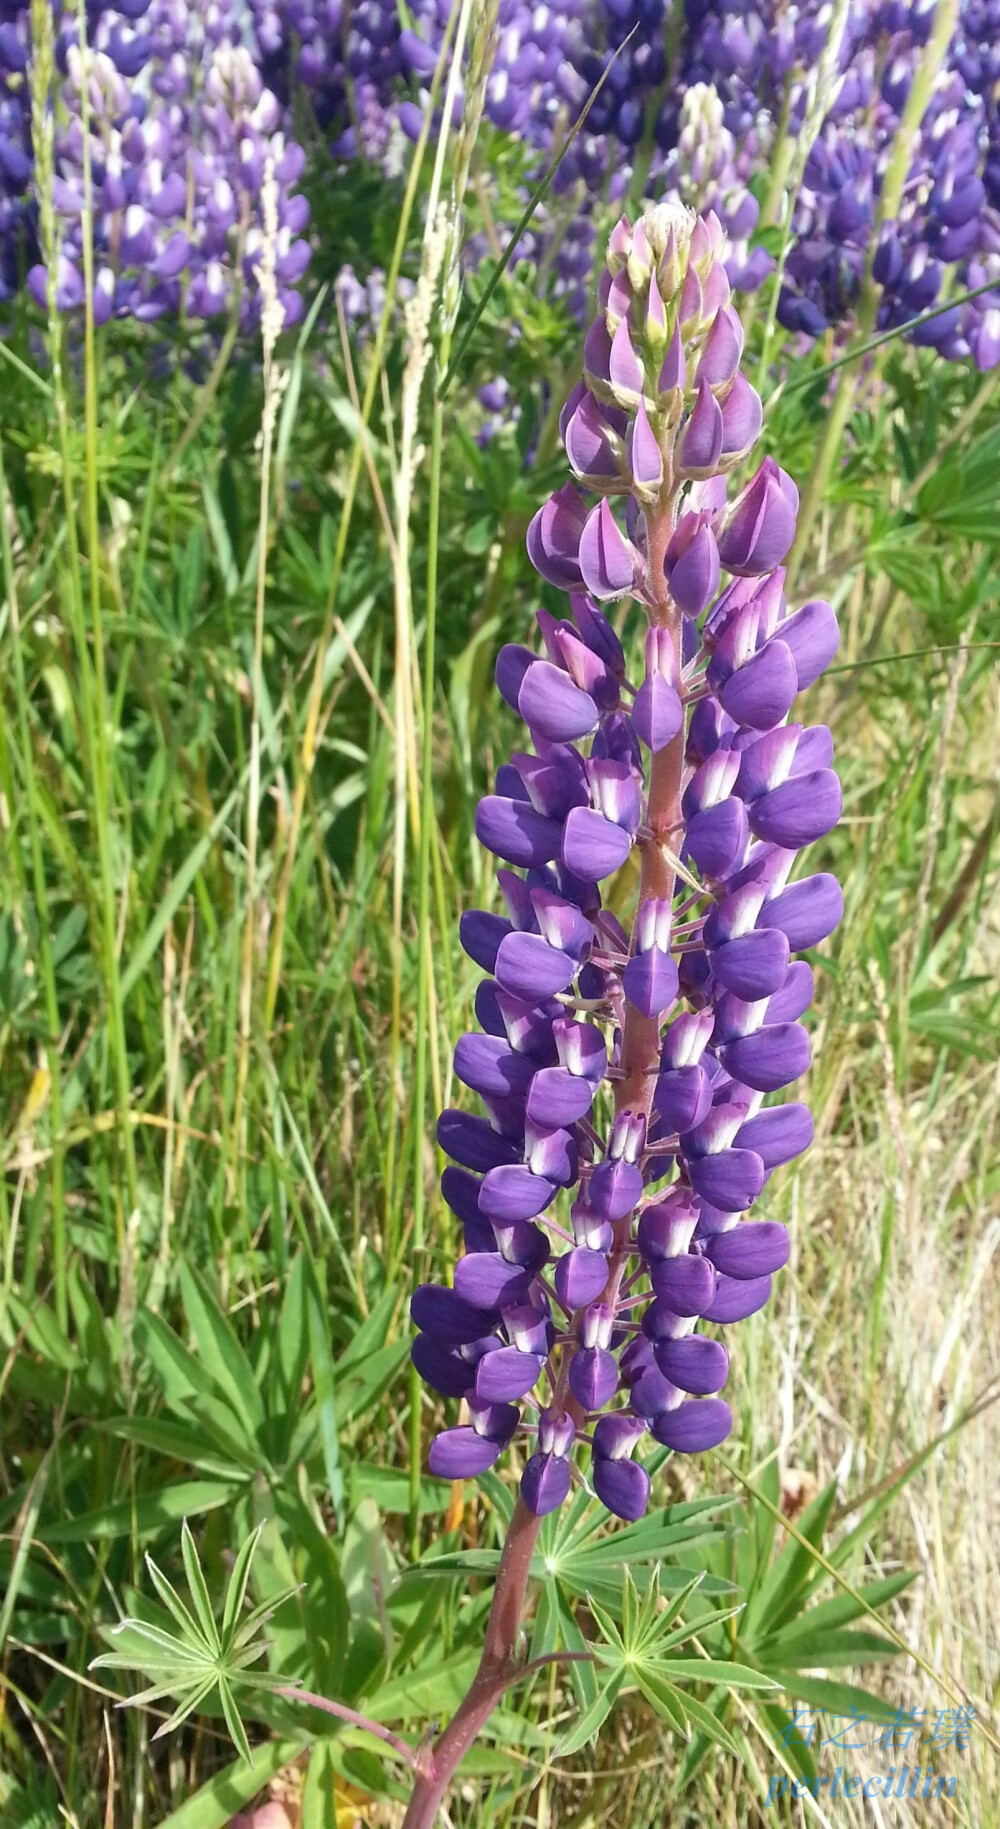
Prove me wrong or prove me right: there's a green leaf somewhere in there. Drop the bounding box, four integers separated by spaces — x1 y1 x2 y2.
133 1310 219 1412
221 1526 264 1645
632 1666 743 1758
758 1571 916 1653
351 1464 451 1516
555 1670 624 1757
305 1261 345 1521
180 1521 222 1651
657 1657 778 1690
758 1629 901 1668
179 1263 264 1434
216 1677 253 1765
41 1481 239 1544
142 1556 207 1652
765 1673 905 1727
746 1481 838 1636
633 1668 687 1733
99 1416 249 1481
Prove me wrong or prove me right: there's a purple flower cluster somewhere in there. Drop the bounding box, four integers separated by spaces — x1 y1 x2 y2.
2 0 310 327
250 0 1000 373
411 205 844 1522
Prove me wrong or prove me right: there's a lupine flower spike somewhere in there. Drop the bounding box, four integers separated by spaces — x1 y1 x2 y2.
411 203 842 1529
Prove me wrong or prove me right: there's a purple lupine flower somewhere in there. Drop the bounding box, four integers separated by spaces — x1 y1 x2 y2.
7 1 311 330
411 202 843 1522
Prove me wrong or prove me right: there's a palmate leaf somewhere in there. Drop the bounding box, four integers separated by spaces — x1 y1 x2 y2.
221 1525 264 1643
756 1569 916 1654
180 1521 222 1652
555 1670 625 1758
91 1521 288 1764
144 1552 209 1652
217 1678 253 1766
633 1667 743 1758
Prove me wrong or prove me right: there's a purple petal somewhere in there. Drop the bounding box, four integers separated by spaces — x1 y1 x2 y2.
569 1345 619 1411
705 1220 790 1278
765 961 815 1023
411 1335 477 1397
701 1272 773 1322
579 500 636 601
712 928 791 1000
649 1253 717 1315
565 391 621 483
680 378 724 473
561 806 633 881
437 1110 520 1173
495 930 577 1000
632 671 683 752
654 1064 714 1135
627 395 663 492
479 1164 558 1222
718 1022 810 1092
526 484 588 590
517 660 600 743
512 750 590 822
735 1103 814 1169
429 1426 502 1478
475 979 507 1037
588 1157 644 1220
749 769 842 847
665 517 720 618
780 598 840 688
521 1451 572 1515
454 1033 536 1101
696 305 743 386
411 1283 500 1345
720 640 799 731
593 1454 650 1520
475 1345 544 1402
629 1364 680 1419
531 887 593 958
720 372 763 455
454 1253 536 1310
623 948 680 1019
718 458 798 576
554 1018 608 1082
655 1333 730 1395
528 1126 578 1186
476 797 562 869
651 1397 732 1452
686 1147 765 1211
764 874 843 949
554 1246 609 1309
609 316 644 396
495 644 536 712
460 910 511 972
685 798 749 878
526 1066 595 1128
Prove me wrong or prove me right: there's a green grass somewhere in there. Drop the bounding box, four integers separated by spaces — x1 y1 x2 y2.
0 47 999 1829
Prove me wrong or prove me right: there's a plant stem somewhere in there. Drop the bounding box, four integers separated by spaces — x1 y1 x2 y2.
276 1687 418 1767
400 1497 544 1829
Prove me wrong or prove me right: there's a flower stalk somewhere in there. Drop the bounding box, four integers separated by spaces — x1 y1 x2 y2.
407 201 844 1820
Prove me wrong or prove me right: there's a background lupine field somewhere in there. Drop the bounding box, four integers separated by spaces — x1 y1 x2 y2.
1 0 998 1825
